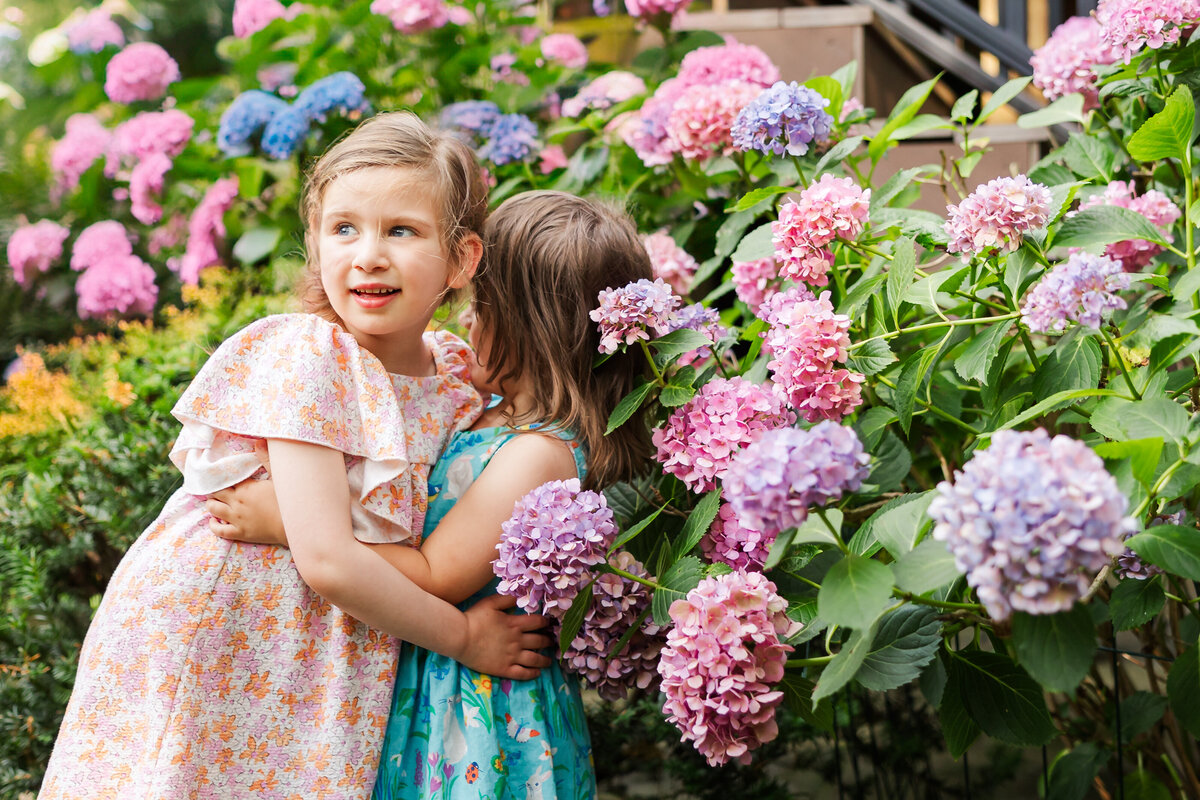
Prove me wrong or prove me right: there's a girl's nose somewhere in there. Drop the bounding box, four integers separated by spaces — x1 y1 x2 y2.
352 233 388 270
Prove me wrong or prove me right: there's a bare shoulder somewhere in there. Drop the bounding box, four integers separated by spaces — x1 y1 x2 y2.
485 431 579 484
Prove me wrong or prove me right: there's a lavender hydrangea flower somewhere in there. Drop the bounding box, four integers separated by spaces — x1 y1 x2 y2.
731 81 833 157
1020 251 1131 333
294 72 371 122
590 277 682 354
218 90 290 156
665 303 728 366
702 502 774 570
928 428 1136 620
723 421 870 538
439 100 502 136
493 478 617 618
476 113 538 166
260 107 309 159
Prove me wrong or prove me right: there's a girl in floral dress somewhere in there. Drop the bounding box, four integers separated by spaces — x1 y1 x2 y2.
207 191 656 799
38 113 552 800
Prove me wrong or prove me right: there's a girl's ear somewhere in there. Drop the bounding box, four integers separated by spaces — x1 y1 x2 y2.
448 234 483 290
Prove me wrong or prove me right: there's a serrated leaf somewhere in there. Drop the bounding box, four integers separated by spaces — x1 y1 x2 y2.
659 382 696 407
886 237 916 327
671 489 722 560
818 554 895 629
1044 743 1110 800
1054 205 1169 250
609 507 664 554
559 582 594 652
1033 333 1101 402
892 537 963 594
847 338 896 376
649 329 712 358
651 555 705 625
894 345 940 435
1094 438 1164 487
859 492 935 559
853 406 897 451
714 209 758 260
1061 134 1116 181
855 606 941 691
871 166 930 210
1003 243 1041 298
729 185 792 212
1172 264 1200 304
1128 85 1196 163
938 669 981 758
1167 642 1200 738
730 222 775 262
780 673 834 731
867 430 911 493
605 379 654 434
982 388 1119 443
1017 93 1087 129
951 650 1057 747
813 623 877 703
1117 691 1167 741
1090 397 1190 446
813 135 864 175
975 76 1032 126
1011 605 1095 692
1109 576 1166 631
954 319 1015 384
791 507 844 547
1127 525 1200 581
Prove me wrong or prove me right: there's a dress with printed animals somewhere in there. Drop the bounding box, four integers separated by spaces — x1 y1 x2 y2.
38 314 481 800
372 424 596 800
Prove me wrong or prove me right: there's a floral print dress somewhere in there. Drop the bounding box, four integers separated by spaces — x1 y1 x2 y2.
39 314 481 800
372 423 596 800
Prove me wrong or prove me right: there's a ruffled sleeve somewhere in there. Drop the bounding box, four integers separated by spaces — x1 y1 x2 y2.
170 313 418 541
427 329 484 435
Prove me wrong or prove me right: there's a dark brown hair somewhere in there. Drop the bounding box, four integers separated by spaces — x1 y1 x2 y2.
296 111 488 321
472 190 654 489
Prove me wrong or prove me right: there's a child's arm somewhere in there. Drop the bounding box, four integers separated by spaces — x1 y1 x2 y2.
255 438 551 678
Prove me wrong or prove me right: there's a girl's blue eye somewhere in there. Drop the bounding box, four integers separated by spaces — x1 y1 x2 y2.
335 223 356 236
390 226 416 237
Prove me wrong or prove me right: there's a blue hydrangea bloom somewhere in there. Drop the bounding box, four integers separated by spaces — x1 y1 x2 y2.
218 90 290 157
477 113 538 166
294 71 370 122
439 100 502 137
731 81 833 157
261 107 310 159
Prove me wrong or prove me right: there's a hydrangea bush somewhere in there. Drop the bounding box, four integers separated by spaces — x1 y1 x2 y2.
6 0 1200 795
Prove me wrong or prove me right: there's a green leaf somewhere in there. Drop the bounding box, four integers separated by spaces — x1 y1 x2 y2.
1033 333 1101 402
1060 134 1116 181
938 668 981 758
1127 85 1196 163
871 166 931 210
1094 438 1164 487
1091 397 1190 446
951 90 978 123
813 623 877 703
867 430 911 493
651 556 705 626
1017 93 1087 129
649 329 712 358
714 209 759 260
975 76 1033 126
728 185 792 213
855 606 942 692
730 222 775 262
660 382 697 407
1011 605 1095 692
894 345 941 435
1166 641 1200 738
818 554 895 629
1127 525 1200 581
1109 576 1166 631
232 227 282 265
791 507 844 547
982 388 1119 442
1003 242 1041 298
891 113 952 140
1124 770 1172 800
671 490 722 560
837 273 887 319
1044 742 1110 800
779 673 834 731
1053 205 1169 250
869 76 940 162
853 406 897 450
605 379 654 434
813 135 864 176
886 237 916 328
1117 691 1167 740
559 582 594 652
847 338 896 376
609 507 664 554
892 537 963 595
1173 263 1200 304
858 492 934 559
951 650 1057 746
953 319 1015 384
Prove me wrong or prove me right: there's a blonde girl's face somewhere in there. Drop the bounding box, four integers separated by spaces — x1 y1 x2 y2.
317 166 470 369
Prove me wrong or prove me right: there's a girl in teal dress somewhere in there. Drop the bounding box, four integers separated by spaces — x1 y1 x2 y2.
209 190 656 800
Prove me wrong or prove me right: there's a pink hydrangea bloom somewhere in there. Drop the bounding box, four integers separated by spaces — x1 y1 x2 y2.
590 277 681 354
625 0 693 20
676 40 780 90
75 253 158 319
945 175 1052 261
104 42 180 104
130 152 172 225
232 0 290 37
666 79 762 161
149 213 187 255
537 145 568 174
562 552 665 701
643 231 698 295
107 110 194 175
701 502 774 570
761 288 864 422
1030 16 1121 108
773 174 870 285
540 32 588 68
731 257 780 313
653 376 795 493
1096 0 1200 63
658 570 799 766
52 113 111 196
71 220 134 272
618 77 686 167
370 0 450 33
1077 180 1180 270
65 8 124 53
7 221 69 286
562 71 647 118
176 177 239 285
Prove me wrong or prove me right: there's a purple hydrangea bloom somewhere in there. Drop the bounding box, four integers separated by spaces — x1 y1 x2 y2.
294 72 371 122
666 303 727 366
702 502 774 570
260 107 310 159
493 478 617 618
1116 512 1182 580
731 81 833 157
439 100 502 136
929 428 1136 620
590 277 682 354
477 113 538 166
1020 251 1131 333
723 422 870 538
218 90 290 157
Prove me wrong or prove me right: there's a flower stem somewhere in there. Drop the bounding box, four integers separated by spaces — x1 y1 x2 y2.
638 339 667 387
874 373 981 435
606 563 667 592
787 655 834 668
848 312 1020 349
792 156 810 188
894 591 983 612
1100 325 1142 400
816 508 848 554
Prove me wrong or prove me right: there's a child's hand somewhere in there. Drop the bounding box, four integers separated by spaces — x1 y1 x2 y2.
459 594 553 679
206 477 289 546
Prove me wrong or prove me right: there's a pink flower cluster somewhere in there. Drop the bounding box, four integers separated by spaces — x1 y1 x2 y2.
7 221 69 286
760 288 864 422
67 221 157 319
666 79 762 162
130 153 172 225
653 376 795 493
493 478 617 618
643 231 698 295
772 174 870 285
107 109 195 175
1077 180 1180 270
677 40 780 88
65 8 124 53
657 570 798 766
104 42 180 104
537 145 568 174
590 277 682 354
540 32 588 69
562 552 665 701
232 0 296 37
731 257 780 313
701 502 773 571
51 114 110 196
1096 0 1200 63
562 71 647 118
370 0 451 32
71 221 132 272
625 0 693 21
175 177 239 285
1030 16 1120 108
945 175 1052 261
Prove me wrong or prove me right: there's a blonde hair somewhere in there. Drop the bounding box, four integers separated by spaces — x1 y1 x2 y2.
296 111 488 321
472 191 654 490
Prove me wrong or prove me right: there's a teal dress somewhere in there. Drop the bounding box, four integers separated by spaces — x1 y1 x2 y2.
372 424 596 800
